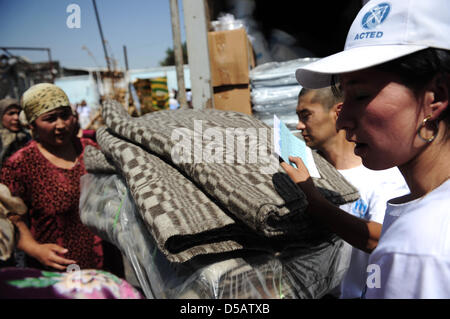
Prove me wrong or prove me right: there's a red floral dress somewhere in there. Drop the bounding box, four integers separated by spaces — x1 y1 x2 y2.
0 138 103 270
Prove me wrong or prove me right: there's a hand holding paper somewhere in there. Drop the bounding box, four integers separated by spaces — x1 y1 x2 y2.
274 115 321 178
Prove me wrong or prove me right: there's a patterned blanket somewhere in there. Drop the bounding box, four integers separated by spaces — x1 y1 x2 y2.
80 173 350 299
84 100 359 263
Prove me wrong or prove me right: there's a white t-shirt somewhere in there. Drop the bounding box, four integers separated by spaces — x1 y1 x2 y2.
365 179 450 299
337 165 409 299
77 106 91 129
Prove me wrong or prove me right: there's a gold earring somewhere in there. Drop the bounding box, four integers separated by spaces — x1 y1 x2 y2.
417 115 438 143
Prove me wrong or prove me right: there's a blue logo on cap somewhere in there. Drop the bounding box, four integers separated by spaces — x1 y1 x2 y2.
361 2 391 29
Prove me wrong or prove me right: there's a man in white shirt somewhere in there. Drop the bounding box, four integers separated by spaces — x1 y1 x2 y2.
296 87 409 298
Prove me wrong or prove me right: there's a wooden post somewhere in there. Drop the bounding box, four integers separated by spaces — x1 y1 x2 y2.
92 0 111 72
169 0 187 108
181 0 213 109
123 45 134 111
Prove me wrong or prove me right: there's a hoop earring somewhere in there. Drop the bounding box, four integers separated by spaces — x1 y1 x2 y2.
417 115 438 143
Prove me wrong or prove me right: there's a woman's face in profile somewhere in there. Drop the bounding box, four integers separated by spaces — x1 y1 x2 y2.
32 106 77 147
2 106 22 132
337 68 425 170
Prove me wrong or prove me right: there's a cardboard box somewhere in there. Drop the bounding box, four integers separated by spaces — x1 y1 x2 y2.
208 28 251 87
213 84 252 115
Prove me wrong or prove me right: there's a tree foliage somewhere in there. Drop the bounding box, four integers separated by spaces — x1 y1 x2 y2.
159 42 188 66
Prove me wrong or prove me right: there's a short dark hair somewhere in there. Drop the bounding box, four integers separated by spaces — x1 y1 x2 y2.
299 86 343 111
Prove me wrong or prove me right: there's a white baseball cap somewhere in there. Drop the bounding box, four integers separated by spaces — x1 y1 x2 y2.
295 0 450 88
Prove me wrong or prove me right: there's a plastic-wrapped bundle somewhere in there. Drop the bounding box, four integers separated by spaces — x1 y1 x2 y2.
250 85 301 130
251 86 301 106
249 58 319 88
80 173 350 299
94 100 360 266
80 173 178 298
249 58 320 130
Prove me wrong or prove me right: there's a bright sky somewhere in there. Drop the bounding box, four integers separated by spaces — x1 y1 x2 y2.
0 0 186 70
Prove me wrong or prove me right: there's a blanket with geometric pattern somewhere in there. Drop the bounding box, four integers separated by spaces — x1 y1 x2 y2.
84 100 359 263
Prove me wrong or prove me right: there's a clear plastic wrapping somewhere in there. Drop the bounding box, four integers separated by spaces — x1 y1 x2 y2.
251 85 302 105
249 58 321 129
80 173 350 299
249 57 320 88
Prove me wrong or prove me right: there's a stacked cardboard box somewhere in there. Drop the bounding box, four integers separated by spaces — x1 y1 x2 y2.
208 28 254 115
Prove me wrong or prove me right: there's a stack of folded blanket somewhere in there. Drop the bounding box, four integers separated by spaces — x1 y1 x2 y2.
80 173 351 299
80 100 359 298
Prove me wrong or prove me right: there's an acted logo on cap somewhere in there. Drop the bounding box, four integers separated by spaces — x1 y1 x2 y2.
361 2 391 29
354 2 392 41
295 0 450 89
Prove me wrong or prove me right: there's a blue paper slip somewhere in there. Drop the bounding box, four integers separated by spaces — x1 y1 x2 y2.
273 115 321 178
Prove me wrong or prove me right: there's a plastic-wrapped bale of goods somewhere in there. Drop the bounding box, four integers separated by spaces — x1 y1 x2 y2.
250 58 320 130
80 173 351 299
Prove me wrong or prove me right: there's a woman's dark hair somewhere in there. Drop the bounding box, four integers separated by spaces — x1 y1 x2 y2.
376 48 450 92
333 48 450 132
377 48 450 133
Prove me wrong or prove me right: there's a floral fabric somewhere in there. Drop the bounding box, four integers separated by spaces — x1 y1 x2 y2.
0 267 143 299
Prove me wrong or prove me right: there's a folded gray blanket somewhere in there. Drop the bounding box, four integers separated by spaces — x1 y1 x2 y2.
92 130 285 264
84 101 360 263
100 100 359 237
83 145 116 174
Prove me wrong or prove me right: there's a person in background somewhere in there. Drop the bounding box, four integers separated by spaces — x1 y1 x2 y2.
296 87 409 298
0 98 31 166
169 89 180 110
186 88 192 108
284 0 450 298
76 100 91 130
0 83 122 276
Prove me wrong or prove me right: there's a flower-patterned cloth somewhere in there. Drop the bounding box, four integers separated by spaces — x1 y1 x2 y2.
0 267 143 299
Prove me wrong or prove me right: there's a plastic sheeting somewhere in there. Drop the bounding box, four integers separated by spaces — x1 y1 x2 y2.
250 58 319 88
250 58 320 130
80 173 351 299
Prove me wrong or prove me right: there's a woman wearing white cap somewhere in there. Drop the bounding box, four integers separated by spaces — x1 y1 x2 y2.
282 0 450 298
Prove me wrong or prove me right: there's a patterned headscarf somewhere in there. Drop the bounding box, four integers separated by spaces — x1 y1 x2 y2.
21 83 71 123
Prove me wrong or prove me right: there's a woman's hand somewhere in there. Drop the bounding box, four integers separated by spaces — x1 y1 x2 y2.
31 243 77 271
10 215 77 270
281 156 321 200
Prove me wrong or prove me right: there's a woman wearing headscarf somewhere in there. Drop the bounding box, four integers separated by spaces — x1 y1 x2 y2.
0 98 31 166
0 83 104 271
